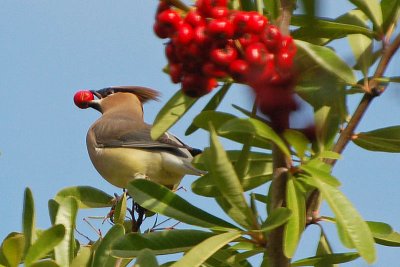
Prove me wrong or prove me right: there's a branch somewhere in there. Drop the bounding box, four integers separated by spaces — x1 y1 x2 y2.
277 0 294 35
306 33 400 220
266 1 295 266
327 33 400 166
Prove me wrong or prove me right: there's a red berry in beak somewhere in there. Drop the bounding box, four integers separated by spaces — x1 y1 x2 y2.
74 90 94 109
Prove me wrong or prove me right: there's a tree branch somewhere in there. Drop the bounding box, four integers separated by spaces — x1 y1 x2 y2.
266 2 295 266
306 33 400 220
327 33 400 166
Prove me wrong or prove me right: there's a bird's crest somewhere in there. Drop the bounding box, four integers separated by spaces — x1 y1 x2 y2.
92 86 160 103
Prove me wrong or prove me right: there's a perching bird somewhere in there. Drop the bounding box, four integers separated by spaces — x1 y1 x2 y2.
74 86 205 190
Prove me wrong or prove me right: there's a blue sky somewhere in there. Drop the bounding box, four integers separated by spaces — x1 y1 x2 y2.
1 1 399 266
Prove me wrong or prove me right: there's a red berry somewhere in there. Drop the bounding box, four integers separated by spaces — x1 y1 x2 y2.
210 6 229 18
169 63 183 83
165 42 179 63
256 86 297 118
232 11 251 36
153 22 169 38
279 35 296 56
74 90 94 109
229 59 250 82
196 0 213 17
213 0 228 7
247 12 268 33
245 42 269 65
182 74 217 97
176 23 194 45
155 1 170 17
260 25 282 52
207 18 234 39
202 61 227 78
210 43 238 66
185 10 205 27
157 9 182 36
193 25 211 46
238 33 260 47
196 0 228 16
257 54 275 83
276 51 293 71
181 42 204 60
183 61 202 72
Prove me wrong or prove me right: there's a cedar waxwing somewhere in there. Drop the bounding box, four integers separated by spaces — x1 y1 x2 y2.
74 86 205 190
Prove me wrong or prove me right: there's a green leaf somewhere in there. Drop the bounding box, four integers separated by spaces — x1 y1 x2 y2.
349 34 373 76
1 232 25 267
296 60 347 132
352 126 400 152
192 151 272 197
54 197 78 267
23 188 36 254
111 230 215 258
374 231 400 247
134 249 159 267
315 151 341 160
313 106 341 152
283 177 305 258
70 246 92 267
291 252 360 266
239 0 256 11
382 0 400 33
349 0 383 32
304 175 376 263
367 221 400 247
113 192 127 225
315 229 335 267
300 162 341 187
151 90 197 140
92 224 125 267
170 231 242 267
292 16 375 40
259 207 292 232
48 199 59 226
295 40 356 84
55 186 113 209
30 260 60 267
193 111 272 149
367 221 393 235
219 118 290 156
283 129 310 159
263 0 280 20
127 179 236 229
25 225 66 266
186 82 231 135
205 128 256 229
387 76 400 83
252 193 268 204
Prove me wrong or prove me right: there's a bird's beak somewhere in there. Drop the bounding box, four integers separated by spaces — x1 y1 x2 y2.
90 90 103 99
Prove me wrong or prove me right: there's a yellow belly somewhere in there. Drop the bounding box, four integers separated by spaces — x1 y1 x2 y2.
88 147 184 189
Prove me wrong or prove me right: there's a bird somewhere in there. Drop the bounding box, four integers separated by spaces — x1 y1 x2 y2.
74 86 205 191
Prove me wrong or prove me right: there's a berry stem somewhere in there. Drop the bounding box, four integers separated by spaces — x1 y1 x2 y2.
165 0 190 12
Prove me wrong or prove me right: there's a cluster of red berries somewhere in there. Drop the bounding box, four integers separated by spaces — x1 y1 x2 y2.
154 0 297 129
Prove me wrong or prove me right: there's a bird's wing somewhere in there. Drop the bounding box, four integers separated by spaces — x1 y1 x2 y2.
91 115 200 158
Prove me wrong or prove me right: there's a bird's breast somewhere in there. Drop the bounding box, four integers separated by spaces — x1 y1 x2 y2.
87 145 185 188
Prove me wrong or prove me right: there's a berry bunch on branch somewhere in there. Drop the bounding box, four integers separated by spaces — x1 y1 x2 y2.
154 0 297 130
